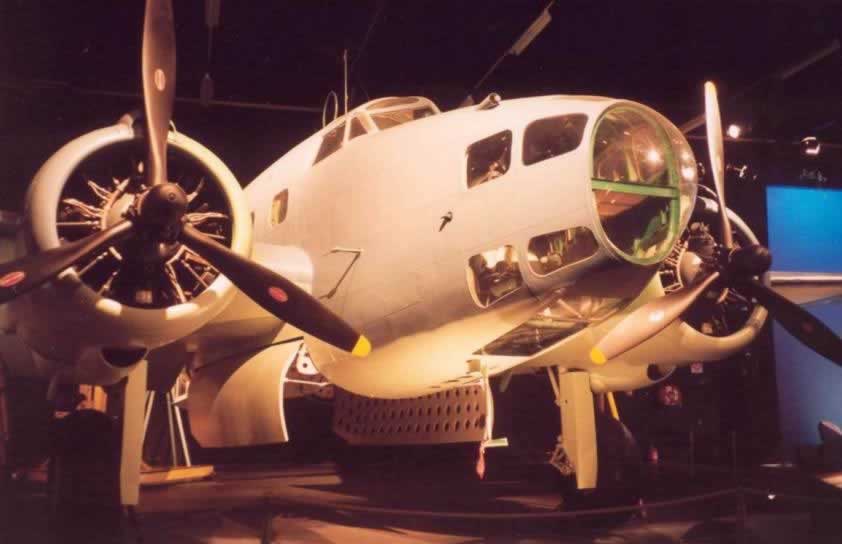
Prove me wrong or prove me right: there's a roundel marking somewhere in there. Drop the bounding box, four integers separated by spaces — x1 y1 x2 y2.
0 271 26 288
268 286 289 303
154 69 166 91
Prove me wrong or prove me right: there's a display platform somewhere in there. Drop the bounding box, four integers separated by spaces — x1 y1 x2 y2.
3 458 841 543
17 462 215 486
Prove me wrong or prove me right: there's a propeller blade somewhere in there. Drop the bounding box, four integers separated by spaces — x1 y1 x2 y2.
0 220 134 304
704 81 733 249
739 278 842 365
591 272 721 364
141 0 176 186
179 224 370 357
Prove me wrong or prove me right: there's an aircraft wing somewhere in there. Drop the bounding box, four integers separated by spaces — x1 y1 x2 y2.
768 271 842 305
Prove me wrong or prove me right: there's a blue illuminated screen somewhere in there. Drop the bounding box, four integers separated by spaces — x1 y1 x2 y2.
766 185 842 272
766 184 842 451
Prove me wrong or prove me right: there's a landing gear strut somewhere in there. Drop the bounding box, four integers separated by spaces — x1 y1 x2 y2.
48 361 147 539
546 366 642 509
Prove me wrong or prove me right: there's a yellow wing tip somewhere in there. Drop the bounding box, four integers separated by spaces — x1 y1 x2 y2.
589 347 607 366
352 335 371 358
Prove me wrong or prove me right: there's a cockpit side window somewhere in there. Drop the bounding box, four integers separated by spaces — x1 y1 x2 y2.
522 114 588 166
466 130 512 188
349 117 367 140
313 122 345 164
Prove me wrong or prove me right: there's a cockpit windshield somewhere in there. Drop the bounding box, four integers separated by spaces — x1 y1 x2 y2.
371 107 436 131
313 96 440 165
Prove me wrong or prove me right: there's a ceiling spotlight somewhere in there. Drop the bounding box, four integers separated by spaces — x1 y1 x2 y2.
726 124 742 139
801 136 821 157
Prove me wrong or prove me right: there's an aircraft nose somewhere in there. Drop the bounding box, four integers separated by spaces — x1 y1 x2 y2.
589 104 698 266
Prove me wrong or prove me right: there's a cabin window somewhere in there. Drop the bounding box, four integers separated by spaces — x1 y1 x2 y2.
313 122 345 164
466 244 522 307
271 189 289 226
522 114 588 166
466 130 512 188
527 227 598 275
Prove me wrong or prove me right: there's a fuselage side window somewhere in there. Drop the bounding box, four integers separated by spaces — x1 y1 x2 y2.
466 244 523 307
527 226 598 275
313 122 345 164
466 130 512 188
271 189 289 226
523 114 588 166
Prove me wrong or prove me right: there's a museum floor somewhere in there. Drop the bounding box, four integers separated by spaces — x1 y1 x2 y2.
2 458 841 543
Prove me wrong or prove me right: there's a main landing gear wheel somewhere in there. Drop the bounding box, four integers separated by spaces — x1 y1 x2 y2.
48 409 123 538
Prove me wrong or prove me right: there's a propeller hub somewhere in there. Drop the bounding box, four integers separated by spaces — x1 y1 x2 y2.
726 244 772 278
135 182 188 238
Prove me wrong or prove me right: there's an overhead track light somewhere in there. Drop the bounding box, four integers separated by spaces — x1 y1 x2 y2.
801 136 821 157
726 124 742 139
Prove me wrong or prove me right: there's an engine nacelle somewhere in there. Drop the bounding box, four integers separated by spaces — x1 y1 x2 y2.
586 197 770 393
8 115 251 383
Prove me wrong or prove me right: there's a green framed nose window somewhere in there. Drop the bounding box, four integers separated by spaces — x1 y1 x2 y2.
591 107 684 264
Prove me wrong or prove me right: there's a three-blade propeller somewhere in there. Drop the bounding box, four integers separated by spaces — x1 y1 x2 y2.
0 0 369 358
591 81 842 367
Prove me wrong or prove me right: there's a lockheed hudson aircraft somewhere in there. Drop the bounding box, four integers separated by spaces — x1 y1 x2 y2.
1 0 841 512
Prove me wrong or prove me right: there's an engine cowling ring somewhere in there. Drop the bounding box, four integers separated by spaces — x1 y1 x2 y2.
588 196 769 394
15 116 251 364
659 195 769 337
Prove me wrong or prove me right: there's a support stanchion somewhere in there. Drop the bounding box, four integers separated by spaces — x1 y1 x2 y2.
261 498 275 544
0 361 9 487
730 431 738 476
689 430 696 479
736 486 747 544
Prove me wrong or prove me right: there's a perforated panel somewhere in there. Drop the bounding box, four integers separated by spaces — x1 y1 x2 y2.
333 386 487 446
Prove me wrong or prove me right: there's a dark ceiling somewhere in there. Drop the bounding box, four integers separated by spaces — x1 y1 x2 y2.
2 0 842 207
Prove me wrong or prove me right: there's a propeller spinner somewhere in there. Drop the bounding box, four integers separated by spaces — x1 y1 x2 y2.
0 0 370 357
591 82 842 367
